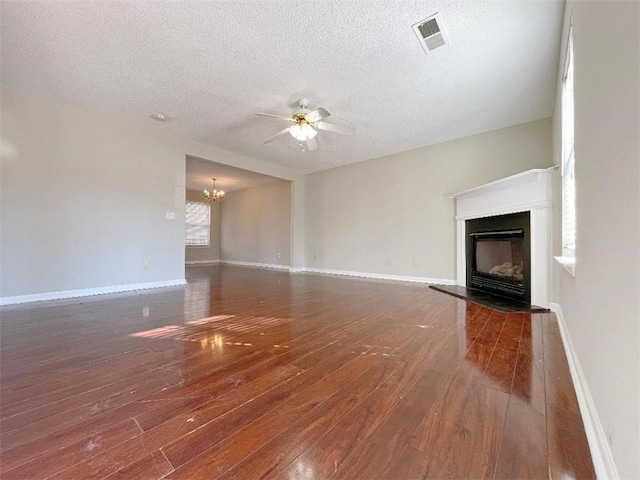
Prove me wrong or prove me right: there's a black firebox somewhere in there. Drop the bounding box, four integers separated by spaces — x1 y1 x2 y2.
466 212 531 303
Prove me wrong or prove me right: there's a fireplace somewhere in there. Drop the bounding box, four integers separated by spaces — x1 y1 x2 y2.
451 168 554 308
466 212 531 302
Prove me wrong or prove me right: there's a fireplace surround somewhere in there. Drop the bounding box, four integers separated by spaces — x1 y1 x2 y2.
451 167 554 308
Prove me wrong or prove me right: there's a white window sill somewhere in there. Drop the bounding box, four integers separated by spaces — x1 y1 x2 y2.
554 256 575 277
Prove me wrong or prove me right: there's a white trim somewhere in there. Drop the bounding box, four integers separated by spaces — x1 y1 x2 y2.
450 167 558 199
554 256 576 276
454 199 552 221
185 260 221 266
0 279 187 306
455 220 467 287
550 303 620 480
220 260 290 271
222 264 455 285
297 267 456 285
530 208 553 307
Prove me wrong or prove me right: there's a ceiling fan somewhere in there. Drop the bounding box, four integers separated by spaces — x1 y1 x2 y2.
256 98 353 151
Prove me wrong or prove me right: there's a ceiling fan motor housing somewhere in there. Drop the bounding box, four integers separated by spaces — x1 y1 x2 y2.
293 108 311 122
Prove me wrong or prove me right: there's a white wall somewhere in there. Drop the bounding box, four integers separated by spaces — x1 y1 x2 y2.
552 2 639 478
220 181 291 266
305 118 552 281
1 89 185 296
185 189 220 264
0 88 304 300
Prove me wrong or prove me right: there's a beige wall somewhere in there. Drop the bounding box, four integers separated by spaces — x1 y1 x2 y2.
221 181 291 266
305 118 552 280
551 2 639 478
0 88 304 298
185 189 220 263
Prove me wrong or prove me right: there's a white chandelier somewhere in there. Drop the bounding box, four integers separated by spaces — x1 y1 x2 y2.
204 177 224 202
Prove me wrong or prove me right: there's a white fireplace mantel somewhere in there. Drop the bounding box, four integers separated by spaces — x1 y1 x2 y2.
450 167 556 308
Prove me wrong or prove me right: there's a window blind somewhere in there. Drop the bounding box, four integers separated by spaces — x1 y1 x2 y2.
562 29 576 256
185 201 210 246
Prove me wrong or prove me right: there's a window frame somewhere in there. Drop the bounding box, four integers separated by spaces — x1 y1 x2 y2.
555 24 576 276
185 200 211 247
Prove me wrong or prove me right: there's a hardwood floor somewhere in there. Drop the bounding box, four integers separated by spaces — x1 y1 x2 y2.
0 265 595 479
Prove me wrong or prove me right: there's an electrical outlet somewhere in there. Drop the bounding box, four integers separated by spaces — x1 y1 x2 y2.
413 258 418 266
143 260 150 270
278 252 282 259
313 253 318 260
387 257 392 265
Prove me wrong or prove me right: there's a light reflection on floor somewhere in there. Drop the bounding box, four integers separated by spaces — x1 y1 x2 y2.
187 315 236 326
127 312 297 362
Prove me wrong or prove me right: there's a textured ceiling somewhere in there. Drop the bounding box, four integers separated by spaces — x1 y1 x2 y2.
1 1 564 175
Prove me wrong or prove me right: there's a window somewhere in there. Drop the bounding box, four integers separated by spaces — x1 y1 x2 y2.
185 201 210 246
561 27 576 258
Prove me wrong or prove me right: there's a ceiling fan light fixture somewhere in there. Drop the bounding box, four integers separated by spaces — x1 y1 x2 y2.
257 100 349 149
289 123 317 141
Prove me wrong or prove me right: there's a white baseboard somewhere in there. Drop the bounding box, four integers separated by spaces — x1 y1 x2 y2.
220 260 290 271
296 267 456 286
0 279 187 306
216 262 455 285
185 260 221 266
550 303 619 480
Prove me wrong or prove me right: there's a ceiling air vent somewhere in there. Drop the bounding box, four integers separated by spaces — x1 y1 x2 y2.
412 13 447 53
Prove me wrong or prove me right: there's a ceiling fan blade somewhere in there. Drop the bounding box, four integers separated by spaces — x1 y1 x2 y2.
316 121 354 135
306 136 318 151
256 112 294 122
305 107 330 123
264 127 291 144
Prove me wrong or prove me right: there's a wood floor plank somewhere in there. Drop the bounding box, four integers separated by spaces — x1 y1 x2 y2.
272 334 443 480
479 313 524 394
161 325 399 470
195 322 421 478
546 404 596 479
1 420 143 479
0 265 594 479
330 367 451 479
170 377 342 480
408 393 508 478
0 374 168 434
215 356 404 480
493 400 549 479
103 449 174 480
0 397 173 474
543 317 581 413
0 375 173 452
45 363 304 479
512 313 546 414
